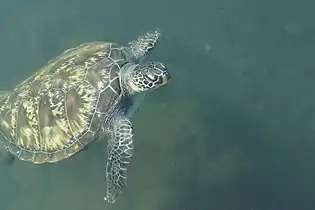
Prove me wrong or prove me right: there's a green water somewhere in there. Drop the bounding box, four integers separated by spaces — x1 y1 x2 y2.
0 0 315 209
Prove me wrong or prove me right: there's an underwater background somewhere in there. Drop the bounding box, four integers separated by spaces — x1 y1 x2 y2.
0 0 315 209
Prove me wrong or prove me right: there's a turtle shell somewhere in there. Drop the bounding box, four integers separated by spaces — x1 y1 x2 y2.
0 42 128 164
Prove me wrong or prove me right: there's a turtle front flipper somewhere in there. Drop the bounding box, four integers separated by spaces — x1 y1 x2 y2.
122 29 161 62
104 116 134 203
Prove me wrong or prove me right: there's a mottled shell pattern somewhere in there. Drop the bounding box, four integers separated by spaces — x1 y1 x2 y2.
0 42 128 164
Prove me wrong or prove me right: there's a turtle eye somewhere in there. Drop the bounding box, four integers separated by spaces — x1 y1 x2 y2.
145 73 157 81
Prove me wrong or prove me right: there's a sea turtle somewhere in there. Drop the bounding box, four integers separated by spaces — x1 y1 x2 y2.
0 29 170 203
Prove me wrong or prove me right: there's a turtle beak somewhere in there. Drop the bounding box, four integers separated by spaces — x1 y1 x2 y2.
162 71 171 86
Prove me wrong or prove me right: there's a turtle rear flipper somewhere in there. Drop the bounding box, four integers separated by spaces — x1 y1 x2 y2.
0 90 9 98
0 149 15 166
0 90 15 165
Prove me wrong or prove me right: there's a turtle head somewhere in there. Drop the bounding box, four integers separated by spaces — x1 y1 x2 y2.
124 61 171 94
